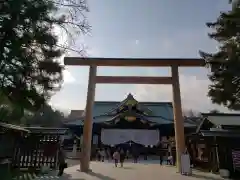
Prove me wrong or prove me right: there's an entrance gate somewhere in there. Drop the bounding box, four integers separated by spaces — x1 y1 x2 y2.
64 57 205 172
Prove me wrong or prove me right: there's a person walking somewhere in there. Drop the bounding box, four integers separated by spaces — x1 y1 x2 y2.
113 150 120 167
167 154 173 165
96 149 100 161
58 146 67 176
132 145 139 163
119 149 125 167
126 149 130 159
132 149 139 163
159 150 163 165
100 149 105 162
106 148 111 161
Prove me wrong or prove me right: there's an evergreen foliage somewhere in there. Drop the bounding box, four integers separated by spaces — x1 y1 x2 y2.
0 0 89 114
25 104 65 127
200 0 240 110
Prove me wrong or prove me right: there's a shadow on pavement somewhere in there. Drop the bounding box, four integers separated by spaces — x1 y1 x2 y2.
191 173 223 180
61 173 85 180
34 173 86 180
87 171 116 180
122 167 134 170
76 169 116 180
98 159 162 165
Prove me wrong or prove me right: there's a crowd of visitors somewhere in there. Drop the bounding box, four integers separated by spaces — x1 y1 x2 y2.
96 148 140 167
56 145 177 177
95 147 176 167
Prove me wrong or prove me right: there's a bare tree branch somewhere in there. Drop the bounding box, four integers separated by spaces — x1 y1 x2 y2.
48 0 91 55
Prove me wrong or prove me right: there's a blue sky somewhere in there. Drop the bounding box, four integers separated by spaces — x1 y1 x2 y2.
50 0 234 113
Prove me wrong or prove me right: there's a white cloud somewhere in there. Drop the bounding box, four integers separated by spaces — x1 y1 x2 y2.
86 47 101 57
126 28 229 113
132 73 230 113
53 25 76 84
63 69 76 84
135 40 139 45
51 28 236 113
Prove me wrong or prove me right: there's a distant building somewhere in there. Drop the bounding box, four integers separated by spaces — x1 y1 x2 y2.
187 113 240 177
68 110 84 119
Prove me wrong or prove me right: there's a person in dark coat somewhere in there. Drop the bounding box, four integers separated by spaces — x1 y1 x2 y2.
132 145 139 163
58 146 66 176
119 149 125 167
159 150 163 165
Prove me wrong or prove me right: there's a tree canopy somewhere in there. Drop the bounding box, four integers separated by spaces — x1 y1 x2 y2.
209 109 221 114
200 0 240 110
0 90 64 126
0 0 89 114
24 105 65 127
1 0 63 111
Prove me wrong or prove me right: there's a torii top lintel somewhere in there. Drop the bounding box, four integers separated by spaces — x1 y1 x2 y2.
64 57 205 67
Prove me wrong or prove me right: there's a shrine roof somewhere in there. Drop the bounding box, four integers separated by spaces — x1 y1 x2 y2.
200 129 240 137
65 94 198 127
201 113 240 126
94 115 173 124
0 122 30 133
92 101 173 123
69 110 84 118
64 100 173 125
25 127 68 134
65 115 196 127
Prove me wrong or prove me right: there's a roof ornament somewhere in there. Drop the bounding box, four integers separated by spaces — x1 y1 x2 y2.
127 93 134 99
125 93 137 106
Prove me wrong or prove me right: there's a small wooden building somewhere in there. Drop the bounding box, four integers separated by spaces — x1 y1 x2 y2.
0 122 30 179
12 127 68 170
0 122 30 161
0 123 68 171
187 113 240 178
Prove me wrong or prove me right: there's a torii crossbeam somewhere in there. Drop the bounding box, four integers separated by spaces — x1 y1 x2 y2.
64 57 205 172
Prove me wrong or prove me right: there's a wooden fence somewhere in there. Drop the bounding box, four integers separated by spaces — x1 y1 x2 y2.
12 134 61 169
0 123 68 171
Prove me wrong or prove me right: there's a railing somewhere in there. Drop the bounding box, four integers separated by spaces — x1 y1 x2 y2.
11 134 60 170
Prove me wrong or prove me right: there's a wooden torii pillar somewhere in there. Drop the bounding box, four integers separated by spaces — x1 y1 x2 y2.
64 57 205 172
80 65 97 171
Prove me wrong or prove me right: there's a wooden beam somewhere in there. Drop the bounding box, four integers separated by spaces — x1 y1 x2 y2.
171 65 185 172
64 57 205 67
95 76 172 84
80 65 97 172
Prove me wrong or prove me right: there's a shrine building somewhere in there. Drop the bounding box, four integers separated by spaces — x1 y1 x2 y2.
64 93 197 151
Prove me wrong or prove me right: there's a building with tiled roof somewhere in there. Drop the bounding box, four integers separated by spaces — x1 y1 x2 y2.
68 110 84 119
65 93 195 127
64 93 197 147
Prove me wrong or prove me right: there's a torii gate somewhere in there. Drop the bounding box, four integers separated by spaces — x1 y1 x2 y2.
64 57 205 172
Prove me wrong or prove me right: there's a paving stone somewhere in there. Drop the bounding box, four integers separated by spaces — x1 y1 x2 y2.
48 161 224 180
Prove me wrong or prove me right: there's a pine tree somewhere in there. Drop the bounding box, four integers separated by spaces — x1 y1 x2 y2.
0 0 89 112
200 1 240 110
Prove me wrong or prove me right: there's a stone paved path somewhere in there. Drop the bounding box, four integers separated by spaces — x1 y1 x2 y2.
35 161 224 180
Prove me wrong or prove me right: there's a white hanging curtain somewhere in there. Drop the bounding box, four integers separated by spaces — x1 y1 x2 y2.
101 129 160 146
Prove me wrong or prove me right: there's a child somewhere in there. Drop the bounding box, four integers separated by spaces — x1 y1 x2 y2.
113 150 120 167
